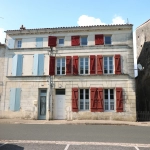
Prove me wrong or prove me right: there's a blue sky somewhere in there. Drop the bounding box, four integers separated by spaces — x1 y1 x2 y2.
0 0 150 43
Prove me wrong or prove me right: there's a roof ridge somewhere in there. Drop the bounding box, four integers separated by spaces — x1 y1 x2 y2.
136 19 150 29
6 24 133 32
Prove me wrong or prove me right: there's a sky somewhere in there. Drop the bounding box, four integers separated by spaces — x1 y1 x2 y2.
0 0 150 75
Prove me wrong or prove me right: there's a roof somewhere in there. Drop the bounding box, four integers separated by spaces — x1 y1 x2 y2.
136 19 150 29
6 24 133 32
0 43 5 47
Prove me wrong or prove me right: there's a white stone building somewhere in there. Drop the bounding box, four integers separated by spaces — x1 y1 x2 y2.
0 24 136 121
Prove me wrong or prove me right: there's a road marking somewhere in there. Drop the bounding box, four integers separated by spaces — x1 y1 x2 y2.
0 140 150 148
0 142 7 148
134 146 140 150
64 144 70 150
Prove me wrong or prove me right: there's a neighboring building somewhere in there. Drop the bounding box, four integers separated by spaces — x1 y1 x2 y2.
136 19 150 58
0 43 5 109
0 24 136 121
136 19 150 121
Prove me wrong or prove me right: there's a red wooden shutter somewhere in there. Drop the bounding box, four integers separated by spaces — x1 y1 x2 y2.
90 55 96 74
95 35 104 45
97 88 103 112
97 55 103 75
72 88 78 112
71 36 80 46
49 56 55 75
115 54 121 74
66 56 72 75
73 56 78 75
90 88 97 112
116 88 123 112
48 36 57 47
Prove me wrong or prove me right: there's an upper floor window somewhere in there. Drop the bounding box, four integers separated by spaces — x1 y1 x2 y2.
104 89 114 111
79 89 89 110
81 37 87 46
16 40 22 48
58 38 64 46
36 37 43 47
71 36 88 46
104 56 113 74
104 36 111 44
79 57 89 75
56 58 65 75
95 34 111 45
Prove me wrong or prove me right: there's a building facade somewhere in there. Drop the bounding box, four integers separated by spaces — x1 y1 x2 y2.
136 19 150 121
0 24 136 121
0 44 5 112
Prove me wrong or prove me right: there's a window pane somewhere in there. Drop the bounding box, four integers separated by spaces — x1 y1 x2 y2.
85 102 89 110
57 70 60 74
110 89 113 94
80 101 84 110
81 37 87 45
105 36 111 44
105 100 108 110
110 101 114 110
59 39 64 44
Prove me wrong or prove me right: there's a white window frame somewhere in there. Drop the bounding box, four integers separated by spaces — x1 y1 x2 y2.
79 57 89 75
104 89 115 112
56 57 65 75
16 39 22 48
58 38 64 46
103 56 114 74
104 35 111 45
79 89 89 111
80 36 88 46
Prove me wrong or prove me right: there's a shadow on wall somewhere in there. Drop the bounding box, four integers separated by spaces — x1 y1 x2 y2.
136 42 150 112
0 143 24 150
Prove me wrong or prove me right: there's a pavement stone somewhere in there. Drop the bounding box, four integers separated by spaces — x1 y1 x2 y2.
0 119 150 126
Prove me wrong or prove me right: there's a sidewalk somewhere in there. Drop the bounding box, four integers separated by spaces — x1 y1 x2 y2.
0 119 150 126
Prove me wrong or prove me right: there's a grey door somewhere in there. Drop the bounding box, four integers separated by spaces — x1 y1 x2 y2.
38 89 47 120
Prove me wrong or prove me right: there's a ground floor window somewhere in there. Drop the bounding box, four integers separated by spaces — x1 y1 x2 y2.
104 89 114 111
79 89 89 110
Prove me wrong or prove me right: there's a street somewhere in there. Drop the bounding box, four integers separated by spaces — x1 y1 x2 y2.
0 124 150 149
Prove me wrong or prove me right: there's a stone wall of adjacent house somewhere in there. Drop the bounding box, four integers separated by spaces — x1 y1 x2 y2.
136 42 150 112
136 20 150 58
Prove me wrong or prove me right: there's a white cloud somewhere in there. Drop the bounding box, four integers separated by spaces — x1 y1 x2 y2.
0 28 5 44
111 16 126 24
77 15 106 26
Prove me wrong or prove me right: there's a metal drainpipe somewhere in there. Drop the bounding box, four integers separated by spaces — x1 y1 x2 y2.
49 47 53 120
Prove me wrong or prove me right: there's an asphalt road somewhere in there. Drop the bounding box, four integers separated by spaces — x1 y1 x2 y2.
0 124 150 143
0 124 150 149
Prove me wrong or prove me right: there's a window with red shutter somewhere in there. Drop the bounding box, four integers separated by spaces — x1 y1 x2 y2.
72 88 78 112
90 55 96 74
48 36 57 47
116 88 123 112
71 36 80 46
95 35 104 45
115 54 121 74
49 56 55 75
90 88 97 112
66 56 72 75
97 88 104 112
73 56 78 75
97 55 103 75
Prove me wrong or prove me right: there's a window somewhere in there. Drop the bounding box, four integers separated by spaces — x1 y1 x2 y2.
16 40 22 48
104 36 111 44
79 57 89 74
104 89 114 111
81 37 87 46
58 38 64 46
104 56 113 74
36 37 43 47
80 89 89 110
56 58 65 75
